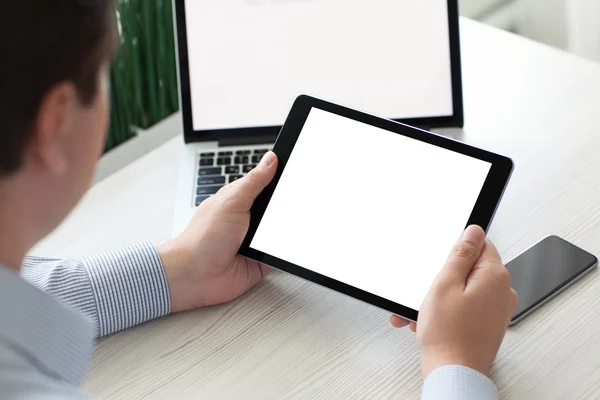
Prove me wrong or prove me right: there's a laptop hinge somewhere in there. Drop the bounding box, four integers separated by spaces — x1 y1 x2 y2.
218 135 278 147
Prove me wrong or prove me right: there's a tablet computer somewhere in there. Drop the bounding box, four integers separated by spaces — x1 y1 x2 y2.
239 95 513 322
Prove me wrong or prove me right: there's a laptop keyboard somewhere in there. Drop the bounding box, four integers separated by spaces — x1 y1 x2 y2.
195 147 270 206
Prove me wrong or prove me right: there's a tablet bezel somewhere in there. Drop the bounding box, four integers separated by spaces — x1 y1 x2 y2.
238 95 513 322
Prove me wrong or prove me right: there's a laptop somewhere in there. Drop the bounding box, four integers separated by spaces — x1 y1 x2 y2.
171 0 464 236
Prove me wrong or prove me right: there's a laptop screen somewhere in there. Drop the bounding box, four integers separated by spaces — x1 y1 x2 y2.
183 0 455 132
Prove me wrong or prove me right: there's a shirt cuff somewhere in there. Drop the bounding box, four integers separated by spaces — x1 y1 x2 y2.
81 242 171 337
421 365 498 400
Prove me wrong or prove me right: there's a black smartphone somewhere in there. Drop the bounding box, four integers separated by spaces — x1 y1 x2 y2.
508 235 598 325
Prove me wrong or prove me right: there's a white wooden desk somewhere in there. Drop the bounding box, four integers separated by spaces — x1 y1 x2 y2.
33 19 600 399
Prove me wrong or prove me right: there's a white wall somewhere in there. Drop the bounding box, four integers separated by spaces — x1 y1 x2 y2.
520 0 568 49
566 0 600 62
463 0 567 49
463 0 600 62
461 0 508 19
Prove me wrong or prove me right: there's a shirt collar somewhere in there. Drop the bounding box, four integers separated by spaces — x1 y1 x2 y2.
0 264 94 386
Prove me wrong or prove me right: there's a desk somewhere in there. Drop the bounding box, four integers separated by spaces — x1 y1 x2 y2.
33 18 600 399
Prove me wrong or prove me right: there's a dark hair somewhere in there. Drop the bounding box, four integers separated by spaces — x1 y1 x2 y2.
0 0 117 175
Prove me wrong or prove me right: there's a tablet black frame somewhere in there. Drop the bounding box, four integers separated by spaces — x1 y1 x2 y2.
173 0 464 144
238 95 513 322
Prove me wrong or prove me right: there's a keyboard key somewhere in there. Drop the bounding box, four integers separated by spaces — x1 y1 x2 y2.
243 165 257 173
199 158 214 166
225 166 240 174
251 155 261 164
198 176 226 186
200 152 215 158
254 149 269 154
217 157 232 165
234 156 249 164
198 167 221 176
228 175 243 183
197 185 224 195
236 150 251 155
218 151 233 156
195 195 210 206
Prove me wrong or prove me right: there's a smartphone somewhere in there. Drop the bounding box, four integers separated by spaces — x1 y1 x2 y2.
508 235 598 325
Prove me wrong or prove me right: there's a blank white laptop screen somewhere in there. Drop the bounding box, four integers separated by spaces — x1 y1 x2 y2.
184 0 454 131
250 108 491 311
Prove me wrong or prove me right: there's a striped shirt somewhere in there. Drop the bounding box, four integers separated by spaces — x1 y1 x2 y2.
0 242 497 399
0 242 169 398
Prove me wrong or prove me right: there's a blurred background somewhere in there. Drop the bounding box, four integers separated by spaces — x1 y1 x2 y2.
104 0 600 153
462 0 600 60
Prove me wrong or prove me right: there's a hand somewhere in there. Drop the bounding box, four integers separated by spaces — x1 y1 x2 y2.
416 225 518 377
157 151 278 313
390 315 416 331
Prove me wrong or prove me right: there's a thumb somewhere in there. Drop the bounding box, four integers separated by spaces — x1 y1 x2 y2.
223 151 278 211
438 225 486 287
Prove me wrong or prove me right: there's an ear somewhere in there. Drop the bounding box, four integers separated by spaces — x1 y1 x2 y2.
28 83 78 175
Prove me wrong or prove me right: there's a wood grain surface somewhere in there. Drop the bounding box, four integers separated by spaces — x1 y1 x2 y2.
33 18 600 399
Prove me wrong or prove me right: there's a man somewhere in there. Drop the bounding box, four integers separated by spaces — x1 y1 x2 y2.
0 1 517 399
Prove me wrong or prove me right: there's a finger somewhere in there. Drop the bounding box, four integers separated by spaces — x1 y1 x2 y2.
243 259 273 281
481 239 502 264
467 239 503 275
221 152 278 211
509 287 519 315
409 322 417 333
237 255 269 288
390 315 410 328
463 239 508 291
259 263 273 277
437 225 486 286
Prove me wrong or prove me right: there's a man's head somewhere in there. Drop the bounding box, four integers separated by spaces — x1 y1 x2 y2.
0 0 117 260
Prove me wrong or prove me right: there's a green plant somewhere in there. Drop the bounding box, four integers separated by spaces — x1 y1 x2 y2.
106 0 179 152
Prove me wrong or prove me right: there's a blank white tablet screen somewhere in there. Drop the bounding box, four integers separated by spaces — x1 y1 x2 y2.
250 109 491 311
184 0 454 131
